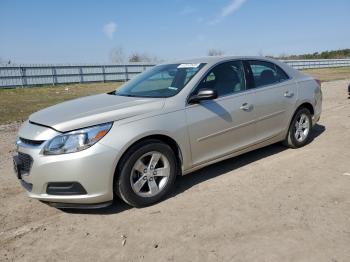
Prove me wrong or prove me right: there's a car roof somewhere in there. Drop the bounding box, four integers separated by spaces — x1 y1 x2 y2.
171 56 278 65
167 56 303 79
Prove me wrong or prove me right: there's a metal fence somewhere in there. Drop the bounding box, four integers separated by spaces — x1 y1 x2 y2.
0 63 154 88
282 58 350 70
1 59 350 88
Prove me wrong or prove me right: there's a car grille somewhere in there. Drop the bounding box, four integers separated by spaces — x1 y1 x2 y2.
19 137 44 146
18 152 33 173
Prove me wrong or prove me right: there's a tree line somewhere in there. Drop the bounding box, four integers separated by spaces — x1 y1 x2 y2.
110 48 350 63
3 48 349 65
274 49 350 60
109 47 227 63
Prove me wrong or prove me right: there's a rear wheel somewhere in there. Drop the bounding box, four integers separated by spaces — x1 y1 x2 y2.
283 108 312 148
115 139 177 207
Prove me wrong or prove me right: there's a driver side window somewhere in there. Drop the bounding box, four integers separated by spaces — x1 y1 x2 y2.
196 61 246 97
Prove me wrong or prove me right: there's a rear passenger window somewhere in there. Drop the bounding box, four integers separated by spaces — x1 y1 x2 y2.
275 66 289 82
248 60 289 88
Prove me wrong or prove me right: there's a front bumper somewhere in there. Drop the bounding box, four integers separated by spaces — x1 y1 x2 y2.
14 137 119 206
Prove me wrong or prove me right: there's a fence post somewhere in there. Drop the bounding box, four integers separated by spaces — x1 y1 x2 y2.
102 66 106 82
79 67 83 83
52 67 57 86
20 66 27 87
124 65 129 82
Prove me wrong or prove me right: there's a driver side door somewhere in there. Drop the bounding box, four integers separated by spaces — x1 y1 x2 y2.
185 61 258 166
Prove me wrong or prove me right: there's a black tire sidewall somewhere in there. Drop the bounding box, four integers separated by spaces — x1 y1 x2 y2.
289 108 312 148
116 140 177 207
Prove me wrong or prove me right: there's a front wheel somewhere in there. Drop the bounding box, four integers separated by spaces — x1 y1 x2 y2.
115 139 177 207
283 108 312 148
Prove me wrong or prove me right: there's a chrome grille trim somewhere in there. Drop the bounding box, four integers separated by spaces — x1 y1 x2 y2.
19 137 45 146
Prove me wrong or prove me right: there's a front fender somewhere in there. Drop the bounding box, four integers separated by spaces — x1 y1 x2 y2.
98 110 192 171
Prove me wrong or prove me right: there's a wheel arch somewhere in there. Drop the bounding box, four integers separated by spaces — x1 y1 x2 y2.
284 102 314 139
114 134 184 181
296 102 314 116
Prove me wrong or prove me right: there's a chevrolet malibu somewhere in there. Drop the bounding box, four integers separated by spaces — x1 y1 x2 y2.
13 57 322 208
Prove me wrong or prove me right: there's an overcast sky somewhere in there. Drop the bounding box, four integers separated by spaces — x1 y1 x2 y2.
1 0 349 63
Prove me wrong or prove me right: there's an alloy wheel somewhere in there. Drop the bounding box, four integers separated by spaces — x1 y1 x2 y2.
130 151 170 197
294 113 310 142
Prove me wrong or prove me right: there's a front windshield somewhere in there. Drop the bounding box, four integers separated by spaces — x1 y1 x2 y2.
115 63 205 98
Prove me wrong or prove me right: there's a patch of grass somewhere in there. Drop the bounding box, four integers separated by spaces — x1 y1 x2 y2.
0 82 122 124
301 67 350 82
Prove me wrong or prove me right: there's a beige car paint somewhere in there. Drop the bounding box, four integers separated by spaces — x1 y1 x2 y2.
15 56 322 205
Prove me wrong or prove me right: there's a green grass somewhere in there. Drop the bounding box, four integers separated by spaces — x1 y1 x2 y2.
1 67 350 125
301 67 350 82
0 82 122 124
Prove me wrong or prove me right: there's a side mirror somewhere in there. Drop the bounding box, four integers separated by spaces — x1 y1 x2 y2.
188 89 218 104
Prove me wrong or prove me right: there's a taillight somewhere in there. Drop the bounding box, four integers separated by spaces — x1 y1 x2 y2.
315 79 321 88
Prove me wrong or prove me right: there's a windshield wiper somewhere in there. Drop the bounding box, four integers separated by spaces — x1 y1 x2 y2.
112 92 140 97
118 94 138 97
107 90 117 95
107 91 136 97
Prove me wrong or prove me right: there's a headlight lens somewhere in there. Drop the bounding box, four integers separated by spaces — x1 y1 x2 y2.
43 122 113 155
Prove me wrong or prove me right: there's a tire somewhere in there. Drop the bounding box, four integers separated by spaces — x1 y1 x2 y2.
114 139 177 207
283 108 312 148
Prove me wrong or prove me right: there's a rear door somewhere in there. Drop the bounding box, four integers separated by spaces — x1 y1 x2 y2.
244 60 297 141
185 60 258 166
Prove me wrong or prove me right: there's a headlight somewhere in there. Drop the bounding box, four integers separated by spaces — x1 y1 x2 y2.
43 122 113 155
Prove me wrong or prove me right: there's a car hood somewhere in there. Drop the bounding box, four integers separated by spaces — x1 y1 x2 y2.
29 93 165 132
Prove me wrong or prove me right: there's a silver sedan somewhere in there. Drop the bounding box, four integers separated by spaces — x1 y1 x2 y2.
14 56 322 208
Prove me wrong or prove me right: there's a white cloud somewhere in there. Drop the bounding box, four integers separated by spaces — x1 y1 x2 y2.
209 0 247 24
221 0 247 17
103 22 117 39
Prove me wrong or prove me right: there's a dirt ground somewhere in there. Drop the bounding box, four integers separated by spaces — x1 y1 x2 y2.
0 79 350 262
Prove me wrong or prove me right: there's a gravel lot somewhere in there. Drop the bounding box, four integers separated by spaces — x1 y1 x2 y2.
0 79 349 262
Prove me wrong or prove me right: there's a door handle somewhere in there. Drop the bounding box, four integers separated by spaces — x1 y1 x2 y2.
240 103 251 111
284 91 294 98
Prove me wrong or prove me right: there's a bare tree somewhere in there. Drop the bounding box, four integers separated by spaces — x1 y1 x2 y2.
207 49 225 56
128 52 154 63
128 52 142 62
110 47 125 63
110 48 160 63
